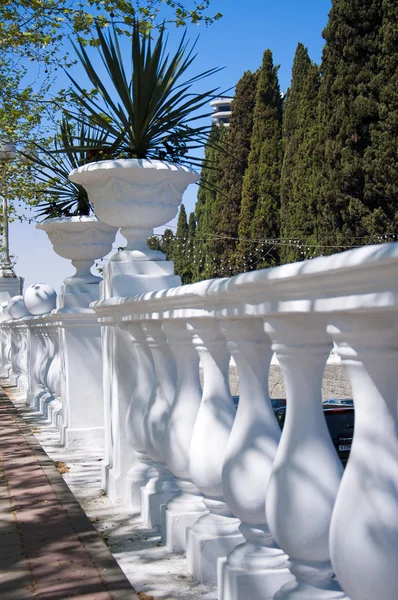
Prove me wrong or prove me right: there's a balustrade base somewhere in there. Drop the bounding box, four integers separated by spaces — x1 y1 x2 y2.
218 557 293 600
274 560 348 600
160 482 208 552
39 391 53 417
274 579 348 600
47 399 62 427
186 506 245 585
125 461 157 514
217 532 293 600
140 471 180 529
62 426 104 450
101 463 120 505
7 374 17 386
17 376 28 394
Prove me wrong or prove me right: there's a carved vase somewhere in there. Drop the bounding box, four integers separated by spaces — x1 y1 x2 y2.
68 159 199 261
36 216 117 285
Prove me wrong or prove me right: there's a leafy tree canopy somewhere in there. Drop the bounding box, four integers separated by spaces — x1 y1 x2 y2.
0 1 222 67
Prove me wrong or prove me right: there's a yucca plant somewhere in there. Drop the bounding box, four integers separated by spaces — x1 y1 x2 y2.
24 117 110 218
64 21 221 166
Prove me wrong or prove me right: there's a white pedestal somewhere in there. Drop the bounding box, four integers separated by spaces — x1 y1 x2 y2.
125 451 156 513
97 258 182 506
218 525 294 600
161 480 208 552
0 276 23 303
186 499 245 585
56 282 106 451
140 462 180 529
104 258 180 298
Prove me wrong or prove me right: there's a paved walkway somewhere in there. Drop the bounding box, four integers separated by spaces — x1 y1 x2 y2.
0 389 138 600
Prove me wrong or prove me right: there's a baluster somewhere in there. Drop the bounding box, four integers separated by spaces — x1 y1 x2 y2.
38 329 55 415
9 327 19 386
161 320 207 552
121 320 156 513
186 318 244 585
219 318 293 600
52 326 65 429
0 326 7 377
141 320 179 528
264 315 347 600
5 326 12 379
16 325 29 394
27 327 42 408
35 328 49 409
48 327 63 429
328 313 398 600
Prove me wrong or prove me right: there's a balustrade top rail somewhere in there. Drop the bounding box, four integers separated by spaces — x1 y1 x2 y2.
91 242 398 320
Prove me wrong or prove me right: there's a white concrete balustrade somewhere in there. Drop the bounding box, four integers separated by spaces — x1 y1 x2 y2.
1 241 398 600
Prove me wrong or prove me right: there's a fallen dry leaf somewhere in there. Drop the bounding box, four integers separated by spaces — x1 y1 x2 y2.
54 461 70 474
138 593 156 600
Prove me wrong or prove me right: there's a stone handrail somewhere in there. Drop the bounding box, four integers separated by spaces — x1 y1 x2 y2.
90 241 398 599
1 241 398 600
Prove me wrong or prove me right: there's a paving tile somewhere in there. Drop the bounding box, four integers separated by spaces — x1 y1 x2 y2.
0 390 138 600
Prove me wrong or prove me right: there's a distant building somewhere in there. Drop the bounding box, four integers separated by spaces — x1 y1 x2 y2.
210 97 233 126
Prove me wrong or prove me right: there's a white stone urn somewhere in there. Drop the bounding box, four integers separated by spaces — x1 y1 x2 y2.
36 216 118 285
68 159 199 261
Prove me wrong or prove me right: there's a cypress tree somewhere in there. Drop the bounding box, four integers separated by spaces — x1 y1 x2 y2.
364 0 398 235
194 122 228 280
173 203 189 281
183 212 197 284
238 50 283 270
280 43 321 263
161 228 175 260
147 229 175 260
208 69 259 277
317 0 383 251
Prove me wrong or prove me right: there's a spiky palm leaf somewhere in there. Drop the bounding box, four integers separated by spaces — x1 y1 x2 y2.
22 117 109 218
65 21 221 164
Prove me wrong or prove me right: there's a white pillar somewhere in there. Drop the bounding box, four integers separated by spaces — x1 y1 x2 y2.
264 315 347 600
329 312 398 600
141 320 179 529
219 318 293 600
161 320 207 552
120 320 156 513
186 318 244 585
58 314 105 449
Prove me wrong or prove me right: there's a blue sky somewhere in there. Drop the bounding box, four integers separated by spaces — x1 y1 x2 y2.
11 0 332 293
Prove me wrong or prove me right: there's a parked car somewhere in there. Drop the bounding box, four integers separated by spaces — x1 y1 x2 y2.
323 398 354 406
273 405 354 466
232 397 286 410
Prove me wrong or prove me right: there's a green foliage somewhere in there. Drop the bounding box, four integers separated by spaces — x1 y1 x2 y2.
280 43 321 263
317 0 384 251
363 0 398 233
26 117 110 218
238 50 283 270
0 1 222 69
193 121 228 280
208 70 258 277
66 21 220 165
173 203 190 282
147 228 175 259
0 57 52 227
